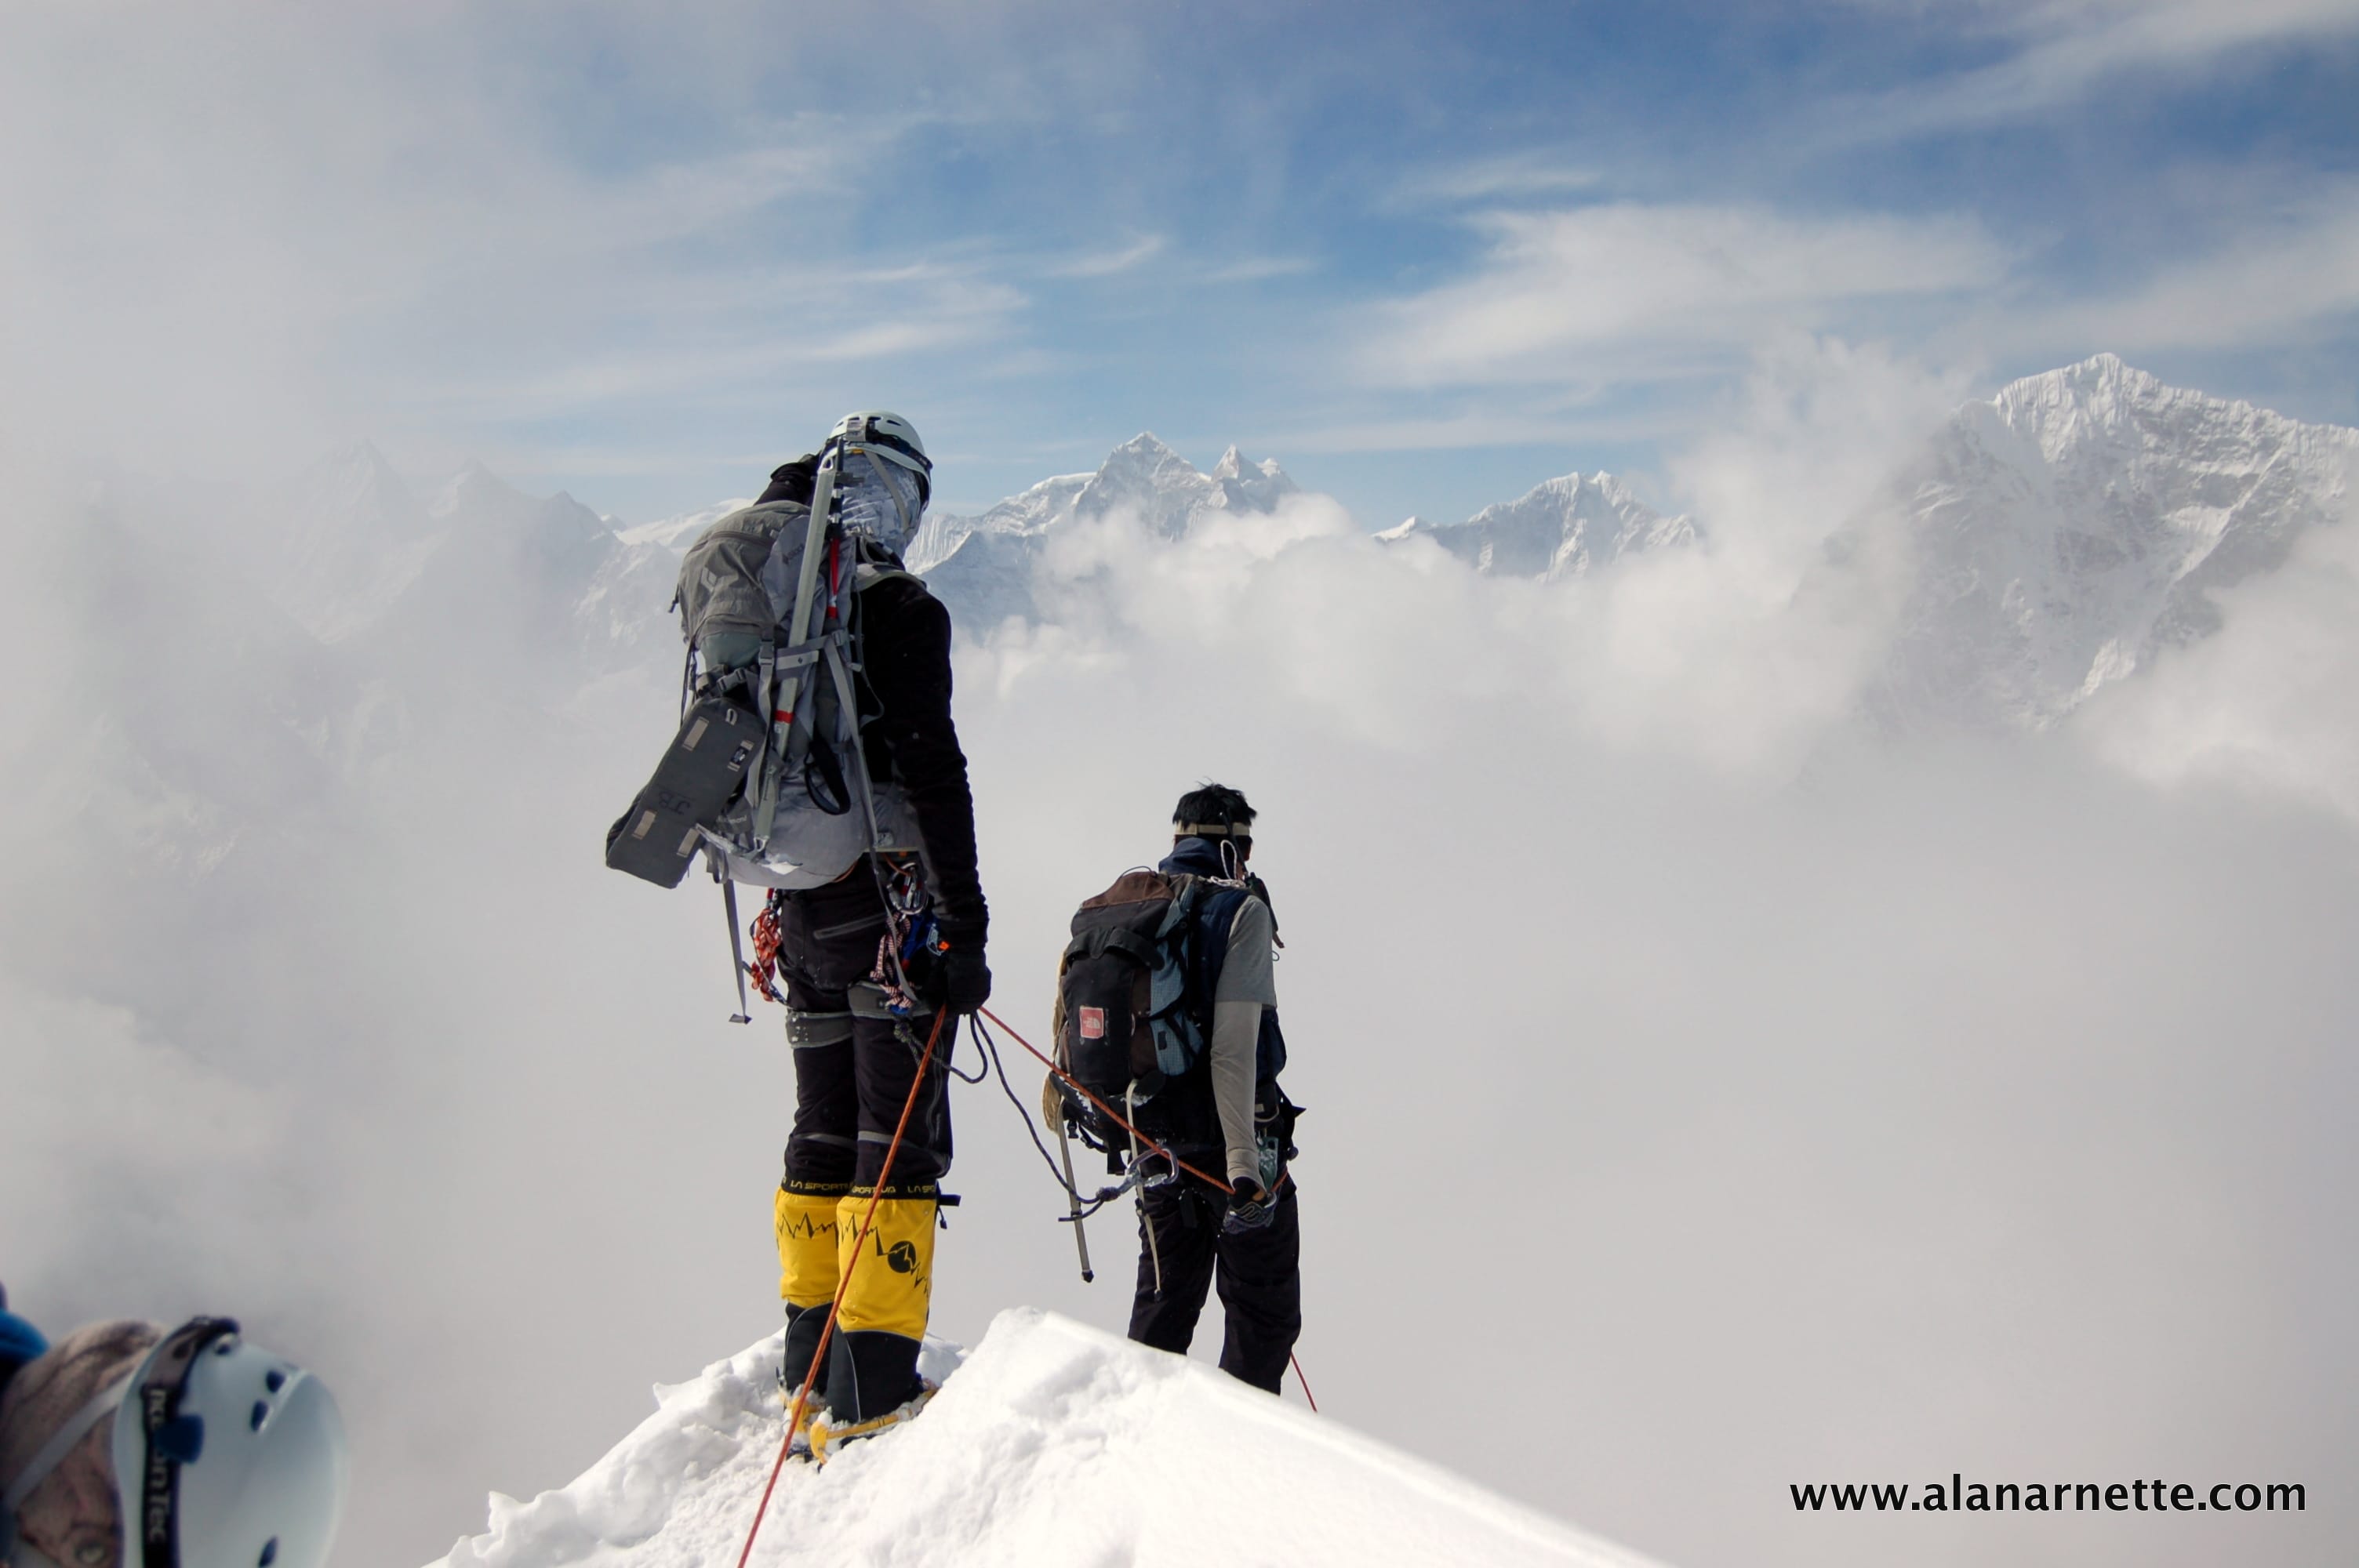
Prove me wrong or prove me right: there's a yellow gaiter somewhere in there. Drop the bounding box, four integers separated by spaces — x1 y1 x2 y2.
775 1183 845 1311
834 1184 937 1341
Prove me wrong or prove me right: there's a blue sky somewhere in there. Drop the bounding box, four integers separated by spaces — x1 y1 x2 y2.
9 0 2359 525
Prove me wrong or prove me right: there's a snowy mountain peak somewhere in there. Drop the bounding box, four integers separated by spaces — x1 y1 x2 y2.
1384 469 1696 582
901 434 1300 620
427 459 525 523
298 441 425 535
1063 434 1295 537
1874 354 2359 730
1209 443 1290 488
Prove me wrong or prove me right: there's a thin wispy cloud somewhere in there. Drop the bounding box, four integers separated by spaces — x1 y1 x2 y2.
1996 194 2359 354
1049 234 1169 278
1388 150 1604 207
1824 0 2359 139
1364 203 2011 387
1195 256 1321 284
1276 405 1705 460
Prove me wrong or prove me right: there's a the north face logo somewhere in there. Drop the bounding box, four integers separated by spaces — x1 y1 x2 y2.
1078 1007 1107 1040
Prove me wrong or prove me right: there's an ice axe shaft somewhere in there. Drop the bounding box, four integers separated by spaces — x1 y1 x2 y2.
1056 1114 1095 1282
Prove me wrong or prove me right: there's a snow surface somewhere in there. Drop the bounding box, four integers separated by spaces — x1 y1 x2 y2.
429 1308 1659 1568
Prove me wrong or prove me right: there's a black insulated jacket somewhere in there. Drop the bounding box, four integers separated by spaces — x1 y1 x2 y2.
757 462 987 945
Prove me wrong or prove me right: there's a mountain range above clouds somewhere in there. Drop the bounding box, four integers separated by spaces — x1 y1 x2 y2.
206 352 2359 784
899 354 2352 731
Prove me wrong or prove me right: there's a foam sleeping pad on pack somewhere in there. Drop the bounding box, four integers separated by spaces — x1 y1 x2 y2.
605 691 763 887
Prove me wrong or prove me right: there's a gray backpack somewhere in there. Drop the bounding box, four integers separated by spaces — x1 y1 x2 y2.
606 448 920 898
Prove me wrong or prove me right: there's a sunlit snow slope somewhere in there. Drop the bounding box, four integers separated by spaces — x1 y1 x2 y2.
430 1308 1660 1568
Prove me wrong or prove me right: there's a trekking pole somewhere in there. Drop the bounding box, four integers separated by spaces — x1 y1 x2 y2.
735 1007 947 1568
1054 1114 1095 1283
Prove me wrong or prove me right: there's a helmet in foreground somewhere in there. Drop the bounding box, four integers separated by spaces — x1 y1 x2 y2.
2 1318 347 1568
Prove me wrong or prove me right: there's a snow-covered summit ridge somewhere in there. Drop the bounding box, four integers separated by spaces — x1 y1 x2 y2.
428 1308 1659 1568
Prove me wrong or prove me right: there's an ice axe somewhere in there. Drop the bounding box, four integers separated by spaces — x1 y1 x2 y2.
1055 1112 1095 1283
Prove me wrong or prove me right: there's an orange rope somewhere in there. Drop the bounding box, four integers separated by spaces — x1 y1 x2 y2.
1289 1351 1318 1412
976 1006 1232 1191
976 1005 1321 1414
735 1007 948 1568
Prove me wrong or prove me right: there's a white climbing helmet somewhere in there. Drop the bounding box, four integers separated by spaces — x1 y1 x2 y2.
824 411 932 503
2 1318 347 1568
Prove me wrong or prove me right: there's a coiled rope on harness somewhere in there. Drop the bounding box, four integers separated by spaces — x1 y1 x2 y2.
974 1004 1319 1414
734 1005 948 1568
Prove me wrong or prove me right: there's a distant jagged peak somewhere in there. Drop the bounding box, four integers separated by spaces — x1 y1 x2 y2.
427 458 611 542
1075 433 1298 536
1408 468 1670 535
1211 443 1294 487
1098 431 1190 474
294 440 423 528
427 456 528 521
1382 467 1694 580
1463 469 1647 523
1089 433 1292 492
323 437 405 481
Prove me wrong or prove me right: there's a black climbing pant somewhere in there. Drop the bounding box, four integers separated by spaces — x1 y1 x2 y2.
1126 1176 1301 1394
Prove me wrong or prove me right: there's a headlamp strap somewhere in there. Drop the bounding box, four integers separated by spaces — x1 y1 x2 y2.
134 1317 240 1568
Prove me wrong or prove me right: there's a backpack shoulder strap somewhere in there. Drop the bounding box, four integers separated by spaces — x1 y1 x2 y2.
847 532 925 593
1191 884 1249 1010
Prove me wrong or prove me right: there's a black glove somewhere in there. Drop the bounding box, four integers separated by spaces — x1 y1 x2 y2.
1223 1178 1275 1235
925 943 991 1014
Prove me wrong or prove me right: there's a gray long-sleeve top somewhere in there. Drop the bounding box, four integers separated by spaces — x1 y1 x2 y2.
1209 895 1278 1188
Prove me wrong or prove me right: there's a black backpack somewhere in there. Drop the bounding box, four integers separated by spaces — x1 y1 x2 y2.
1055 869 1249 1142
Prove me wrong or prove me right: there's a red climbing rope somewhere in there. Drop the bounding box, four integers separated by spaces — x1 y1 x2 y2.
735 1007 947 1568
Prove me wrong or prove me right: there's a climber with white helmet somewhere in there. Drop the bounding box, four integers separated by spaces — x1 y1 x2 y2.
0 1285 346 1568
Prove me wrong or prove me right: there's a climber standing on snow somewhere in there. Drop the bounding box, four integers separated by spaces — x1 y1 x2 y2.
1053 785 1302 1392
607 409 990 1454
741 415 990 1452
